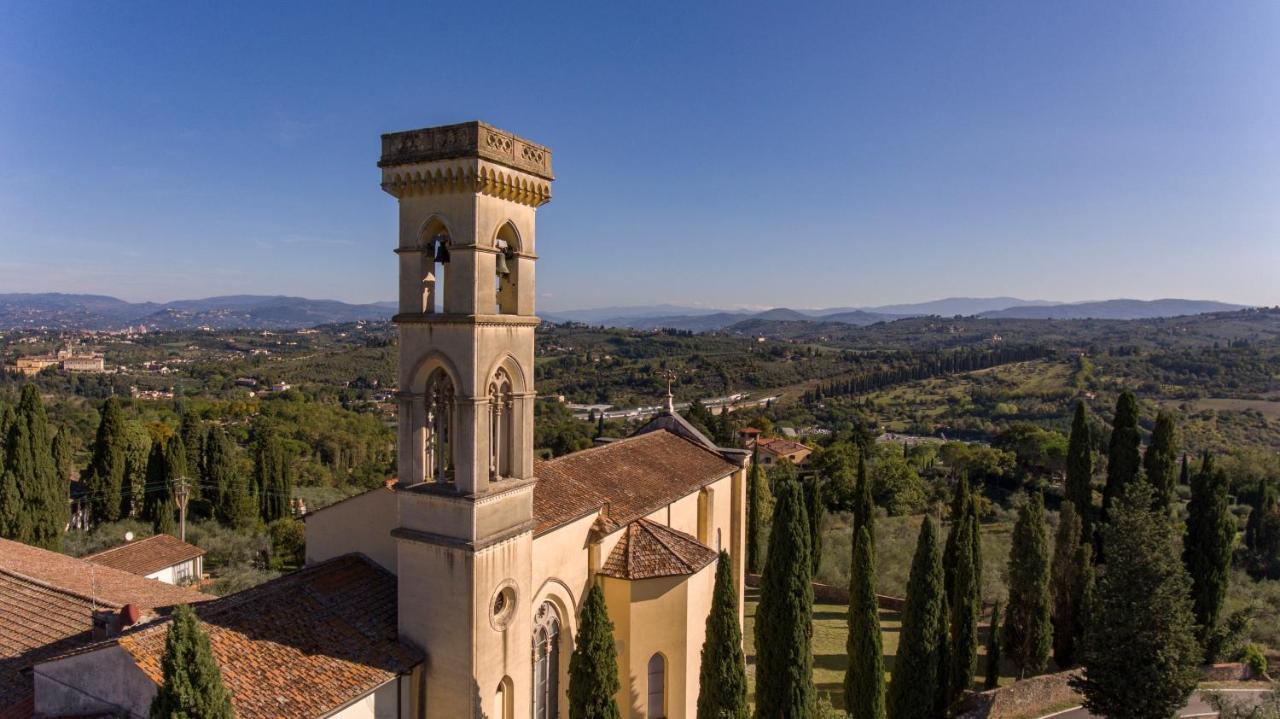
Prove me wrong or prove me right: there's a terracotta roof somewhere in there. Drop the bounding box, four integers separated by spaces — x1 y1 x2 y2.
757 438 811 456
533 429 738 535
109 554 422 719
599 519 718 580
0 539 212 611
85 534 205 577
0 539 210 718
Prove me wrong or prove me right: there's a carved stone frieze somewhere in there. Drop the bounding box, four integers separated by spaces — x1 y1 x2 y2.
379 121 554 180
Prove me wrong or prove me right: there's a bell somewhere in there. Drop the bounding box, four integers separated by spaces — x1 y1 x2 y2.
432 235 451 264
494 248 511 276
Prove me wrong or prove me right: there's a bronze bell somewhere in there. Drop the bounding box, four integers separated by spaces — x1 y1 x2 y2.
495 247 512 276
432 235 451 264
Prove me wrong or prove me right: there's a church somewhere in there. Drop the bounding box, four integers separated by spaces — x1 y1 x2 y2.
17 122 749 719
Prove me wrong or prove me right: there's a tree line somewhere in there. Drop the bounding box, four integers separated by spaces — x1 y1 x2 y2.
801 346 1052 404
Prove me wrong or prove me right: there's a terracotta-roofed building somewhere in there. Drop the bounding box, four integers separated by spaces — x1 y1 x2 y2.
0 539 211 719
33 555 422 719
755 437 813 467
84 534 205 585
599 519 718 581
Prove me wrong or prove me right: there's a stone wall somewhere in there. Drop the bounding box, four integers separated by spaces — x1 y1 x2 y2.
957 670 1082 719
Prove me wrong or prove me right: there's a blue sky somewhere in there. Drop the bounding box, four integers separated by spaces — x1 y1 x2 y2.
1 1 1276 310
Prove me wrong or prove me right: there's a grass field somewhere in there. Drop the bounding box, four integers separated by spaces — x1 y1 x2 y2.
744 587 1018 711
1191 398 1280 419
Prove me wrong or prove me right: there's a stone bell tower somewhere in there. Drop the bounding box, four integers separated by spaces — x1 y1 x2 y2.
379 121 552 718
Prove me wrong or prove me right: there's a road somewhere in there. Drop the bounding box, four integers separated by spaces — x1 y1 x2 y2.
1043 689 1270 718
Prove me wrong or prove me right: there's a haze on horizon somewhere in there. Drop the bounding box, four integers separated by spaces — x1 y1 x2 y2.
0 2 1277 311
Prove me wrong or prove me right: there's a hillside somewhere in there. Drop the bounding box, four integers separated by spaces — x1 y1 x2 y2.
0 293 395 330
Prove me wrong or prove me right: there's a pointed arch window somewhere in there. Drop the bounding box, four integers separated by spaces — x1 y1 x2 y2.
418 217 452 314
424 368 456 483
533 602 561 719
489 367 514 480
495 222 520 315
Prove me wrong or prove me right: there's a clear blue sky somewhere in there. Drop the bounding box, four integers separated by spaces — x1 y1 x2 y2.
1 1 1276 310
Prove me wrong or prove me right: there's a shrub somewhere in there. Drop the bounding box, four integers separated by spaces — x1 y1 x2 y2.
1245 643 1269 680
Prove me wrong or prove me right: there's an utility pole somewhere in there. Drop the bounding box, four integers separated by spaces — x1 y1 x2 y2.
172 476 191 542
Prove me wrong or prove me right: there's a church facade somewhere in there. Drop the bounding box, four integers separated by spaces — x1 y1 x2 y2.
306 121 750 718
18 121 748 719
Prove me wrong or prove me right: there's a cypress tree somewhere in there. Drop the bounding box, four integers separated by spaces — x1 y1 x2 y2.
1179 453 1190 487
805 477 824 576
1102 391 1141 528
697 551 748 719
1183 453 1234 660
1050 502 1086 668
178 412 205 511
746 447 765 574
1144 411 1180 510
1005 493 1052 677
4 386 65 548
852 450 874 550
887 516 944 719
568 583 621 719
148 604 234 719
86 396 128 523
845 524 885 719
1072 483 1199 719
52 429 72 486
934 586 951 717
1065 401 1094 541
120 421 151 519
943 475 973 600
754 474 814 718
1245 482 1280 578
947 511 980 703
984 600 1003 690
255 430 292 522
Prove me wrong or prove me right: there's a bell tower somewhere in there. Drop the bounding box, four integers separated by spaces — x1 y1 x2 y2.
379 121 553 718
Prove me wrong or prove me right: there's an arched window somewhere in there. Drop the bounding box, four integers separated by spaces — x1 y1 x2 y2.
488 367 514 480
493 677 512 719
533 602 561 719
419 217 452 314
494 222 520 315
647 653 666 718
424 368 455 483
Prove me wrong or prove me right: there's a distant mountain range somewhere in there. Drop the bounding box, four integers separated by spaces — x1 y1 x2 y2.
0 294 396 331
544 297 1251 331
0 294 1251 332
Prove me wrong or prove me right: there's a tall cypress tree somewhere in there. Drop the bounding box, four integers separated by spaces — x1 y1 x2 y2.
844 526 885 719
148 604 234 719
1144 411 1180 510
86 396 128 523
746 448 766 574
697 551 748 719
4 386 65 548
255 430 292 522
178 412 205 511
852 450 874 550
754 474 815 718
984 599 1003 690
887 516 944 719
1102 391 1142 528
943 475 973 600
1072 483 1199 719
948 512 980 703
568 583 621 719
1065 401 1094 542
1005 493 1052 677
52 429 73 487
1183 453 1234 659
1050 502 1086 668
805 477 824 576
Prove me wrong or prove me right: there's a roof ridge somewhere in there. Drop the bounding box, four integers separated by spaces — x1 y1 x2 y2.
82 533 174 560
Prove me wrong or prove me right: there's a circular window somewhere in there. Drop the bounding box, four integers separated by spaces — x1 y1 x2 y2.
490 583 517 630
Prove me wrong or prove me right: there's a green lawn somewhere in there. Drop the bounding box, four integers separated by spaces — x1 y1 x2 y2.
744 587 1018 711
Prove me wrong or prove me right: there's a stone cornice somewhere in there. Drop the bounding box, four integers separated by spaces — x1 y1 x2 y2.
380 161 552 207
393 312 541 327
378 121 553 180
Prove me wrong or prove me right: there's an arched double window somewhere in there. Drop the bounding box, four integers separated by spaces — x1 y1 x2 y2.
533 602 561 719
424 368 455 483
489 367 514 480
647 653 667 718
